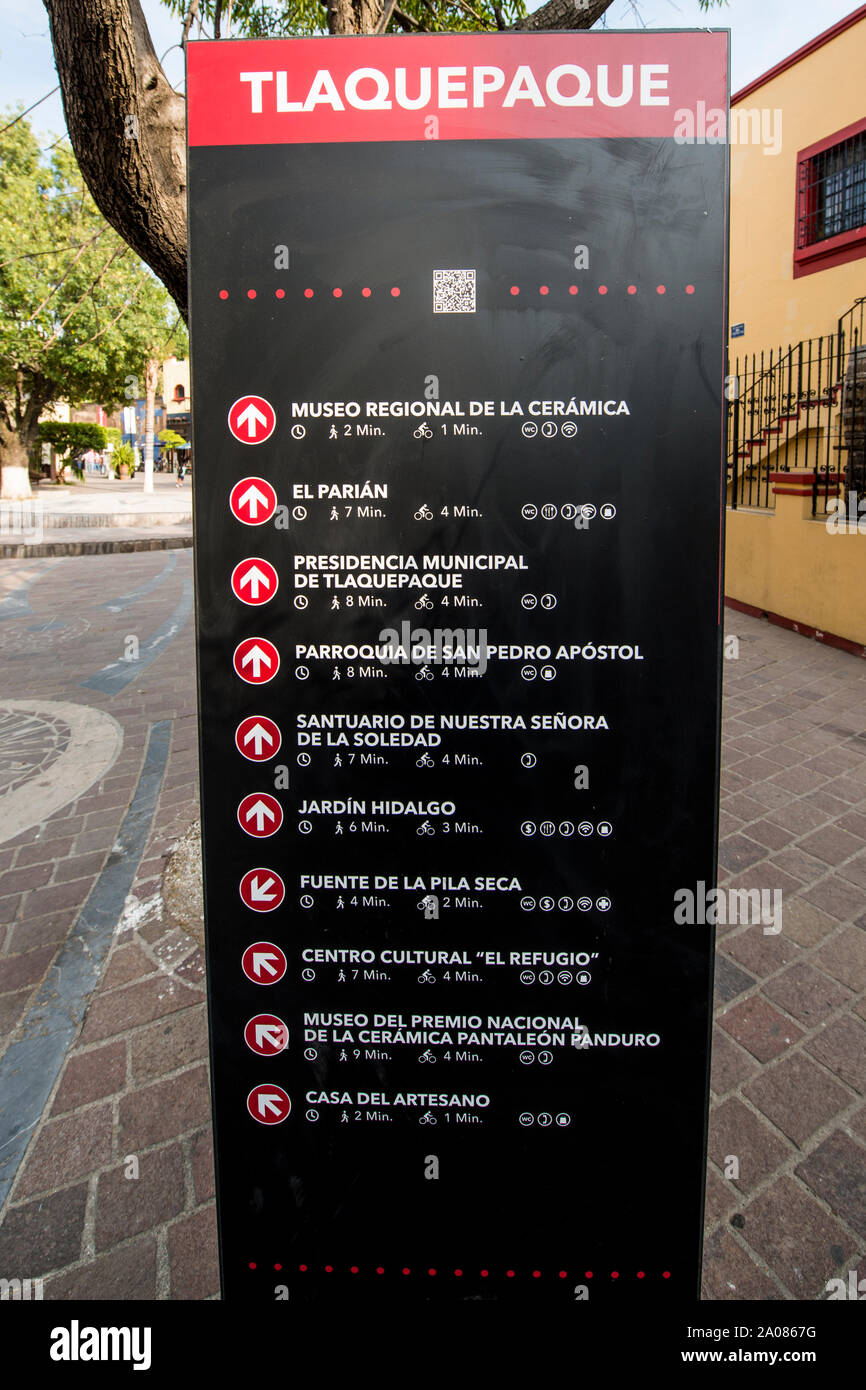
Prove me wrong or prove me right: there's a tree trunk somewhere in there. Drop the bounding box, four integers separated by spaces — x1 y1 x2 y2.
0 389 44 501
0 424 32 501
515 0 612 31
143 357 158 494
327 0 383 33
43 0 188 319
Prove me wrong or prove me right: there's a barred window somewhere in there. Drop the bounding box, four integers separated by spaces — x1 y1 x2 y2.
799 131 866 247
795 121 866 277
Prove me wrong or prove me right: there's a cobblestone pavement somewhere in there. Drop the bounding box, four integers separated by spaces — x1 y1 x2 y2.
0 552 863 1299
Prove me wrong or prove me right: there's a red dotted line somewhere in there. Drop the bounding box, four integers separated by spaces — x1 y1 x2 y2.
219 287 400 301
248 1262 672 1279
510 284 694 297
219 284 695 301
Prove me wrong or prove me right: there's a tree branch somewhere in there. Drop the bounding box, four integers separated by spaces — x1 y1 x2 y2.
392 6 425 30
181 0 200 46
514 0 612 31
454 0 495 29
375 0 398 34
27 227 107 325
36 244 128 356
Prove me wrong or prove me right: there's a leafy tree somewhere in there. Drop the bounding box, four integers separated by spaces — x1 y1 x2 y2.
158 427 188 449
38 422 108 481
0 114 181 498
38 421 109 459
43 0 724 320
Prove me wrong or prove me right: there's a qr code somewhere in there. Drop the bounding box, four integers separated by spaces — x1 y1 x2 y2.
433 269 476 314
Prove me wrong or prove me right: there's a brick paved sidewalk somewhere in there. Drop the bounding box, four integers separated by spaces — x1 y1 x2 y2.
0 554 863 1299
703 616 866 1299
0 550 212 1296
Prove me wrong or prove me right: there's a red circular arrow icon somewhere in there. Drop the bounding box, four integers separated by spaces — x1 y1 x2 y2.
244 1013 289 1056
247 1083 291 1125
231 558 278 607
235 715 282 762
228 395 276 445
233 637 280 685
237 792 283 838
239 867 285 912
229 476 278 525
241 941 287 985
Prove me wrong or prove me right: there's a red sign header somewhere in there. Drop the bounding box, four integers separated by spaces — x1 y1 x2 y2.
187 32 728 146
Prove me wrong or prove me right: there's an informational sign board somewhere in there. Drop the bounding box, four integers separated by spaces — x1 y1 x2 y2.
187 30 728 1304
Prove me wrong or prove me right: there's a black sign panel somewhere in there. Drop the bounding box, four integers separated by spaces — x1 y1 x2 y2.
188 31 728 1303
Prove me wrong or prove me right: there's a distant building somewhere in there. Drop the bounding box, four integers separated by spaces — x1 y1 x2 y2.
163 356 191 443
121 399 167 472
69 402 123 430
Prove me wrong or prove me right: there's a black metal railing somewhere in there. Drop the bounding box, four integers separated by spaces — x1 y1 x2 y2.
727 298 865 516
839 298 866 503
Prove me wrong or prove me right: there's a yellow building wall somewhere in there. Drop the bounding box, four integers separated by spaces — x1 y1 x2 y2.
729 14 866 361
725 15 866 649
726 499 866 650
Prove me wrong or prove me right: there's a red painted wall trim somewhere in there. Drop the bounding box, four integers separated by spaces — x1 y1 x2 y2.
793 238 866 278
732 5 866 105
725 596 866 659
771 471 842 496
798 115 866 163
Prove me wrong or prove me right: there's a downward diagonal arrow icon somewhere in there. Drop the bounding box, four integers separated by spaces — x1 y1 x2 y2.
240 867 285 912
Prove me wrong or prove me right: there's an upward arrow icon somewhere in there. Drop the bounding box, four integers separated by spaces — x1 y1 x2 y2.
228 397 275 446
233 638 280 686
241 644 272 677
230 477 277 525
237 483 268 517
243 722 274 755
239 565 272 599
236 403 268 438
245 799 276 832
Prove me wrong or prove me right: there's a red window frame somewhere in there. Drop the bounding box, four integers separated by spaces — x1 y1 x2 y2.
794 117 866 279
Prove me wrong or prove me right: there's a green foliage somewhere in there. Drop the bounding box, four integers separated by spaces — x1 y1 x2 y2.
158 428 187 449
112 442 137 476
162 0 527 39
161 0 722 38
38 421 108 457
0 113 182 456
105 426 122 447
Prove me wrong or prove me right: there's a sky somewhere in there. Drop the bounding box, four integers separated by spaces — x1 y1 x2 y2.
0 0 862 144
